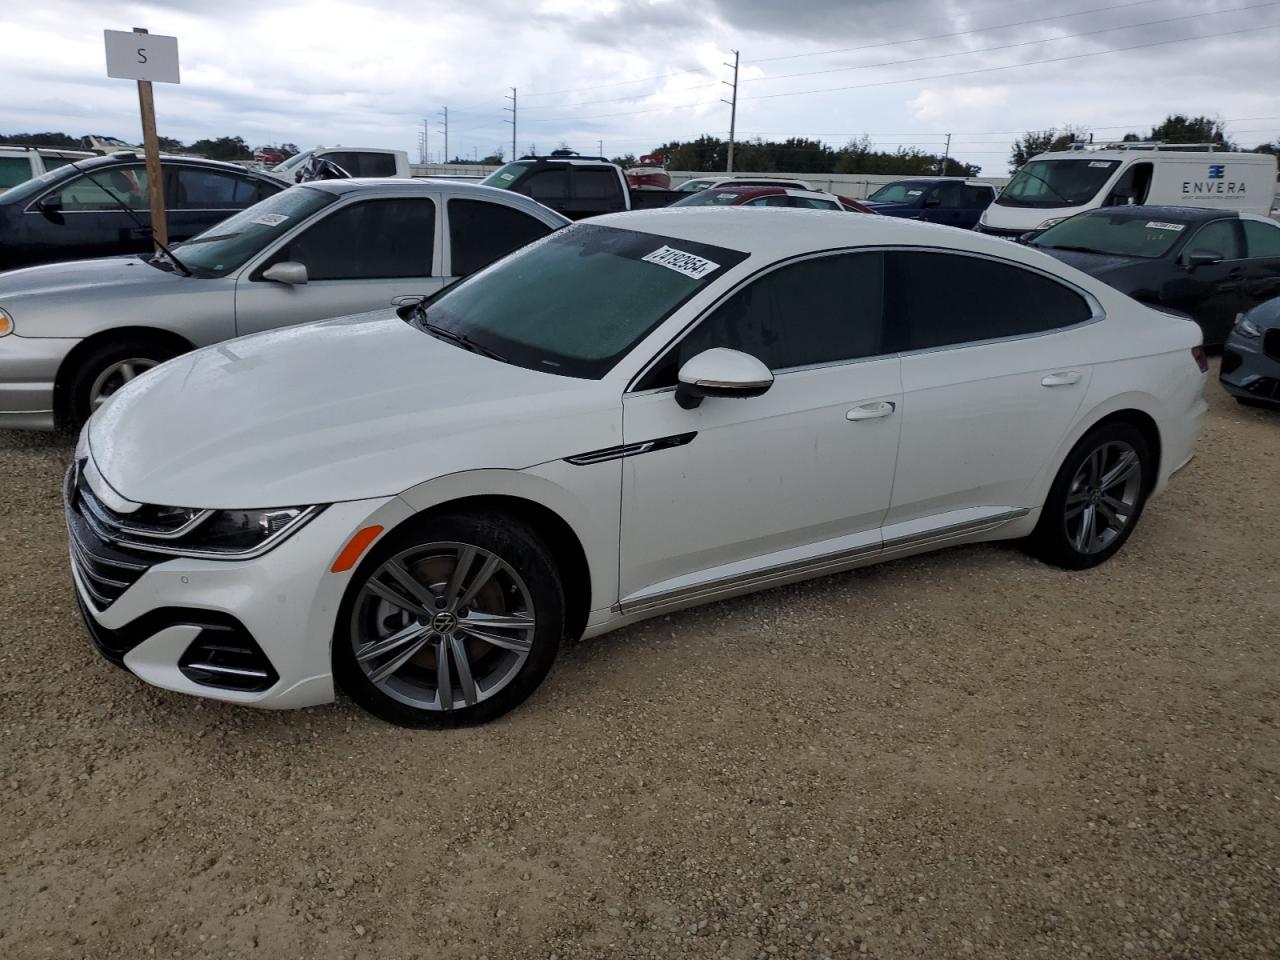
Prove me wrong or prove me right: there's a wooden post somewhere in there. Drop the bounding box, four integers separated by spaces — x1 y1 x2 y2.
133 27 168 250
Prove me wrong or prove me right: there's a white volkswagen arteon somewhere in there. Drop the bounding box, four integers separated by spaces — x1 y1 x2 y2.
66 209 1209 726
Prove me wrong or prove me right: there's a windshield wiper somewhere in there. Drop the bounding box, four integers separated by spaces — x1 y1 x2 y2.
418 318 507 362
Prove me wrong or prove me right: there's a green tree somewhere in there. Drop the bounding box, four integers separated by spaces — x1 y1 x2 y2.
1149 114 1232 147
1009 126 1087 170
187 136 252 161
0 131 81 148
156 136 185 152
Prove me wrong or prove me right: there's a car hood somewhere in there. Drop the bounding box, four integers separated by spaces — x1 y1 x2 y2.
87 311 621 509
860 201 915 216
1033 247 1143 277
0 255 182 301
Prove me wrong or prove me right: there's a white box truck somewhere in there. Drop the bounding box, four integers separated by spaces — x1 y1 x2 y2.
977 144 1278 238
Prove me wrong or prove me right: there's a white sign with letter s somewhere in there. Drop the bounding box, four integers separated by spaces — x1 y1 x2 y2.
104 30 180 84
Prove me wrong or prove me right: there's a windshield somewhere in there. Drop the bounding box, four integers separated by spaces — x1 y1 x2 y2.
480 162 534 189
677 179 716 192
0 163 78 203
670 190 754 207
414 222 747 379
173 186 337 278
1032 212 1189 259
867 182 929 203
997 159 1121 208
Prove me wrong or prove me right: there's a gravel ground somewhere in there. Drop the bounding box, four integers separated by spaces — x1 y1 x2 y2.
1 368 1277 960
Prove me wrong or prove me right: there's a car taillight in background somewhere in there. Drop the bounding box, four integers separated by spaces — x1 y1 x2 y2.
1191 346 1208 373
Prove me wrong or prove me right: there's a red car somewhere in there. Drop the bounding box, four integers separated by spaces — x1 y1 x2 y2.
670 184 874 213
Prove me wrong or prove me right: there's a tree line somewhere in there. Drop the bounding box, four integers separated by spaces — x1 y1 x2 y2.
0 131 299 161
1009 115 1279 170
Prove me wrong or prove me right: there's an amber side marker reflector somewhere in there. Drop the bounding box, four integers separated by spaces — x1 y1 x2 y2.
331 525 384 573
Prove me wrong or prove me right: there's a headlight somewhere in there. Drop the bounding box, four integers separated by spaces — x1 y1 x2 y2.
181 506 324 556
1037 217 1067 229
1233 313 1261 339
0 307 12 337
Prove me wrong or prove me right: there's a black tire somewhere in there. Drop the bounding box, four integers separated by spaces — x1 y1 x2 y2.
333 512 564 728
1024 421 1152 570
61 337 182 429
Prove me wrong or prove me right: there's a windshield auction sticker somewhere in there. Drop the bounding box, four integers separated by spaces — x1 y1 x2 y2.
1145 221 1185 231
641 245 720 280
252 213 290 226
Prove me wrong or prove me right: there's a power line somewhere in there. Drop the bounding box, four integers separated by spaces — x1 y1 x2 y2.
740 22 1280 104
528 1 1274 114
742 1 1280 85
745 0 1163 64
523 22 1279 123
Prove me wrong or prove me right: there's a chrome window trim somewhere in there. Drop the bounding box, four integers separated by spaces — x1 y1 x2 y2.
625 244 1104 394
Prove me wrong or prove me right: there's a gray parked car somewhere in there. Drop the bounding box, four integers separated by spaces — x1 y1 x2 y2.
0 179 569 430
1220 295 1280 407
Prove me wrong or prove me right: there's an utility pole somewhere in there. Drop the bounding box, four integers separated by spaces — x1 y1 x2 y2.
940 132 951 175
438 106 449 165
421 118 430 164
504 87 517 161
721 49 740 173
597 139 603 157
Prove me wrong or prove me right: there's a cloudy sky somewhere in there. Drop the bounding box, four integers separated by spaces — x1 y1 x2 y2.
3 0 1278 174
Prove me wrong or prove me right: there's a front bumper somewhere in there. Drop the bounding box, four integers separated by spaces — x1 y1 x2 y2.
66 471 414 709
973 222 1030 240
0 334 78 431
1220 328 1280 404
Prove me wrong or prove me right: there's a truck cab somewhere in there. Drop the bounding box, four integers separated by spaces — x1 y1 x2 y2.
269 147 411 182
978 144 1279 239
481 156 630 219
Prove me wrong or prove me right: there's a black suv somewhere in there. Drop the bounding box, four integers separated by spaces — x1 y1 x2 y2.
0 153 283 271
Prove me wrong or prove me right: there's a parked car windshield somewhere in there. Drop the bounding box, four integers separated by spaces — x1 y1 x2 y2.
415 222 748 379
481 162 534 189
670 190 757 207
1032 212 1189 259
997 159 1121 208
677 179 716 192
173 186 338 278
867 182 929 203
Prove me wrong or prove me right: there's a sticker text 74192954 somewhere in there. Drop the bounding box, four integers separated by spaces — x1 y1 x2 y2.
641 245 721 280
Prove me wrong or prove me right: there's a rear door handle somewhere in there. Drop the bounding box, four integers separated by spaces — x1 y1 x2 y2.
846 400 896 421
1041 371 1082 387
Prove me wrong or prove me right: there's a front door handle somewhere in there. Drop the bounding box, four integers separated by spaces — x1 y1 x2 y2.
846 400 896 421
1041 371 1082 387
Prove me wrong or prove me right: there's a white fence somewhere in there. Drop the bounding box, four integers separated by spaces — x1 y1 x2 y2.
408 164 1011 200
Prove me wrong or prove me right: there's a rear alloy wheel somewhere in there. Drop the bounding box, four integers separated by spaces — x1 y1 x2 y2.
334 514 563 726
1026 422 1151 570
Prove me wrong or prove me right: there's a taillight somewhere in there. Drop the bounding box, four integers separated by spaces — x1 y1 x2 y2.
1191 346 1208 373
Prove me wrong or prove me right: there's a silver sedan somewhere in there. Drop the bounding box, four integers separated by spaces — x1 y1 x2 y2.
0 179 568 429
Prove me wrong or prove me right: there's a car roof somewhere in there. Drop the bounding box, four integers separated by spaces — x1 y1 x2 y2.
591 206 1069 263
1077 204 1236 223
300 178 571 216
45 151 275 177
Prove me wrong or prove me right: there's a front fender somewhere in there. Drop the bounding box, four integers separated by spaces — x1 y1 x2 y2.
396 460 621 615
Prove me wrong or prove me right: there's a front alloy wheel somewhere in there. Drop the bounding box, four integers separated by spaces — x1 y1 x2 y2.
334 514 564 726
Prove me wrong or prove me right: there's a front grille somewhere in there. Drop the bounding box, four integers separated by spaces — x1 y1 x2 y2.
975 223 1028 240
1264 329 1280 363
64 464 158 610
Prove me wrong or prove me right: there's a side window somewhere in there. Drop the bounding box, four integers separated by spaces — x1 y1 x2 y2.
887 251 1091 351
572 169 621 201
323 152 360 176
636 252 886 390
1185 220 1243 261
933 182 965 209
0 157 34 189
1242 219 1280 258
254 178 284 201
1105 163 1153 207
354 153 396 177
448 199 555 277
265 198 435 280
795 196 839 209
523 169 569 205
963 186 994 208
172 168 259 209
55 165 149 211
745 195 790 207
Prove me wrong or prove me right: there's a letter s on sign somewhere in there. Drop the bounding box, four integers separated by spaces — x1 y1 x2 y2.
137 47 148 64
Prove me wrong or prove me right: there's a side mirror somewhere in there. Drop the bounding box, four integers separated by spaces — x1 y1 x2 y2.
263 261 308 285
674 348 773 410
1184 249 1223 271
37 194 63 213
